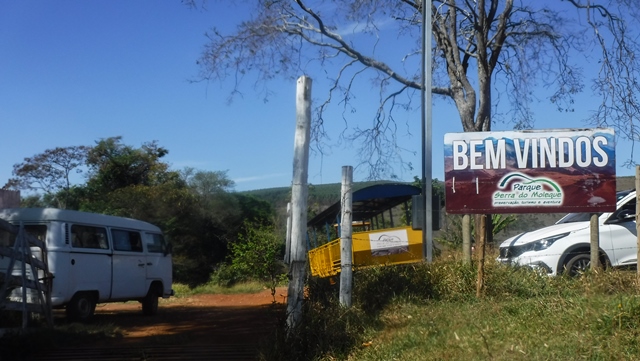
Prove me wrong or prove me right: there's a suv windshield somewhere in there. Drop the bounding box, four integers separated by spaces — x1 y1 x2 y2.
556 190 634 225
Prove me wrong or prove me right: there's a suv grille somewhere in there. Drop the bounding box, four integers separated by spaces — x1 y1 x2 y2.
499 244 529 259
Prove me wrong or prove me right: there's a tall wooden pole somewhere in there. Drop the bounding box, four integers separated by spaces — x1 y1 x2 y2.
287 76 311 332
339 166 353 307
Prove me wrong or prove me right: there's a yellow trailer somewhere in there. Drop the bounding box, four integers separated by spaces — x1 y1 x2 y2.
304 183 441 278
308 226 423 278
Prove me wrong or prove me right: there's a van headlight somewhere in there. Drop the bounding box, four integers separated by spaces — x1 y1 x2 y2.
527 232 570 252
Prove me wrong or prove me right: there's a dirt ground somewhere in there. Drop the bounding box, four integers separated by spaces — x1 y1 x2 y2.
24 287 289 361
89 287 288 346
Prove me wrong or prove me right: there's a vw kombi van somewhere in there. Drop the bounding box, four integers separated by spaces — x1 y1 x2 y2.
0 208 173 322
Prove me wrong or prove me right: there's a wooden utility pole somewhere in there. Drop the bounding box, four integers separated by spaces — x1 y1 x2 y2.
339 166 353 308
590 213 601 271
287 76 311 332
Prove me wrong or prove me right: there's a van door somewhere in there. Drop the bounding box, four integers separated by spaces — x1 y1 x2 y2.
144 232 172 297
69 224 112 301
110 229 147 300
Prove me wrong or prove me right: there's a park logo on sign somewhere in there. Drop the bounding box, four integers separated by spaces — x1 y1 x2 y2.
493 173 563 207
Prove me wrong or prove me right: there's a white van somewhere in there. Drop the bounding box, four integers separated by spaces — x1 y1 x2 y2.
497 190 637 276
0 208 173 322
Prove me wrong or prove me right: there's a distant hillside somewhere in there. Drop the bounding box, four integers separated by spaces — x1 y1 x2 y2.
243 180 405 226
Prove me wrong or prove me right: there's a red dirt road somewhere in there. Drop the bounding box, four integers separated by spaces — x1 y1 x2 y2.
26 287 288 361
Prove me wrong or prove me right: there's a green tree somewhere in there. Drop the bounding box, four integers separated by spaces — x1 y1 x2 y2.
228 222 285 301
85 136 170 193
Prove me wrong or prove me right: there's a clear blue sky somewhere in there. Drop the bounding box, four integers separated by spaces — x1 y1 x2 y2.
0 1 636 193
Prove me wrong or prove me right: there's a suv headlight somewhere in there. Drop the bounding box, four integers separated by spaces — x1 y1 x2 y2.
527 232 570 252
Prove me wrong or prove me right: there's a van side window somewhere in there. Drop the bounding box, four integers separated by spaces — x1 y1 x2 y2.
0 228 16 247
24 225 47 243
146 233 166 253
71 224 109 250
112 229 143 252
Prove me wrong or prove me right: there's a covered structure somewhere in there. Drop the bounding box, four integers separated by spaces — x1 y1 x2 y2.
307 183 421 243
306 183 424 278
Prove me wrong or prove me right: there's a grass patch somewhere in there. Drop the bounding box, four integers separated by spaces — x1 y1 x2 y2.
261 258 640 361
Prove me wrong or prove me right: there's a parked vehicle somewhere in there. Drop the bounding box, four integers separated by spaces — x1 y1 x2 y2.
0 208 173 322
497 190 637 276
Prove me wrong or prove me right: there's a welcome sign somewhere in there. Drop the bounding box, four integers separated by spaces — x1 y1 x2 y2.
444 128 616 214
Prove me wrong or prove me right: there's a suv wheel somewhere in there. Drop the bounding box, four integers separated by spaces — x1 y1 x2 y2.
564 253 590 276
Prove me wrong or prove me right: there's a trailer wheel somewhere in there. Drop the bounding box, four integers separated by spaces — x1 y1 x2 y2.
66 292 96 323
142 286 160 316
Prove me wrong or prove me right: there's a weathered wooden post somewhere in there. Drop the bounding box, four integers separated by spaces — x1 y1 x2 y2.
462 214 471 264
339 166 353 307
590 213 601 271
287 76 311 332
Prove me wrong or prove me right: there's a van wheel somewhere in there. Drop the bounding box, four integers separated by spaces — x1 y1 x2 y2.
66 292 96 322
142 288 159 316
564 254 590 277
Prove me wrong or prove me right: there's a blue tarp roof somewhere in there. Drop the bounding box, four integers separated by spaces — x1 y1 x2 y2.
306 183 421 228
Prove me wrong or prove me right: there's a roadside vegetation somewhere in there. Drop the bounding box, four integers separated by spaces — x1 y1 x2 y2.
2 253 639 361
261 254 640 361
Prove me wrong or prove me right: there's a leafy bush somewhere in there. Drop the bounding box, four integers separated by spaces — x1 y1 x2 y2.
213 222 286 299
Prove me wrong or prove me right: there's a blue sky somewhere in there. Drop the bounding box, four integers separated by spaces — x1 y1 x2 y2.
0 1 636 193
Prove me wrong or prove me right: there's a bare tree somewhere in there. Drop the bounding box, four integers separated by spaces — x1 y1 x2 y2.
4 146 89 208
193 0 639 177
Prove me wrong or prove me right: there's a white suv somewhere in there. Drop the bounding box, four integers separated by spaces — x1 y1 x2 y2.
497 190 637 276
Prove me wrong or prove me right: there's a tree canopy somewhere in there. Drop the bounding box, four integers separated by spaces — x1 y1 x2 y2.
194 0 639 177
4 138 277 285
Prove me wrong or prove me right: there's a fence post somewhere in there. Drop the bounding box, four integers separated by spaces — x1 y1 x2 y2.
590 213 601 271
339 166 353 307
